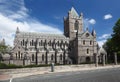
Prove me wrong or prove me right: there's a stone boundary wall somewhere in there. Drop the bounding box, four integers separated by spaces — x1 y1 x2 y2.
0 64 95 74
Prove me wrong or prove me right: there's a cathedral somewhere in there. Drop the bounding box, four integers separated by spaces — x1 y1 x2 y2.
11 7 98 65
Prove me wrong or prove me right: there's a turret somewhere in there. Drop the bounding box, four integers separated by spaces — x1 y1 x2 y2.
92 29 96 38
0 38 5 45
16 27 20 34
64 7 83 40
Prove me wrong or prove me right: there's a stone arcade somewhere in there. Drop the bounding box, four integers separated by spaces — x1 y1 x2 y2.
10 7 99 65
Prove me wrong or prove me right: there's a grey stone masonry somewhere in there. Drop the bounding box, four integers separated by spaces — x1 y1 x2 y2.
10 7 100 65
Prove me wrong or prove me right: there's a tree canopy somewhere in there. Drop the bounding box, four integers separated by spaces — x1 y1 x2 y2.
103 18 120 54
0 44 7 54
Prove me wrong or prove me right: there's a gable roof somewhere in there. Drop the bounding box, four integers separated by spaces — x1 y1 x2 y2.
78 30 93 39
70 7 79 17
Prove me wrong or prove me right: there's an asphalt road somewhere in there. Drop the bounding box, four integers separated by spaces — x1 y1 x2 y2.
6 67 120 82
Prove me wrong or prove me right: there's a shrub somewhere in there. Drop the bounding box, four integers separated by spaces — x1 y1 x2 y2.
0 63 23 69
0 63 7 69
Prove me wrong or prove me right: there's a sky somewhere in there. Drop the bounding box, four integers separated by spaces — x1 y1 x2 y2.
0 0 120 47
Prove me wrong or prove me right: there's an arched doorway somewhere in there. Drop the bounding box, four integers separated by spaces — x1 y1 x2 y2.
86 56 91 63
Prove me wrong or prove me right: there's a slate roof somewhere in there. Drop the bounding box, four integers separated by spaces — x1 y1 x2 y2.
16 32 69 39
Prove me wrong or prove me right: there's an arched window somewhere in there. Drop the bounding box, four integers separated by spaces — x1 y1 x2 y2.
74 20 79 30
90 40 92 45
41 40 42 46
60 54 62 60
42 54 44 61
30 41 31 46
57 41 59 46
87 49 89 54
21 41 22 46
16 53 17 59
32 40 34 46
49 40 51 46
23 39 25 46
83 40 85 45
51 54 54 60
32 54 34 61
18 51 20 59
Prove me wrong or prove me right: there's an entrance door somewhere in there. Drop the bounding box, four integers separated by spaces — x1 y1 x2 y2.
86 56 91 63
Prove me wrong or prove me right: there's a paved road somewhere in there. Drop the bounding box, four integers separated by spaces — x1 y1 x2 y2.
7 67 120 82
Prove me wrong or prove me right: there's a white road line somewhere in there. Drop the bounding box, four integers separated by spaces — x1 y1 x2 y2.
10 78 13 82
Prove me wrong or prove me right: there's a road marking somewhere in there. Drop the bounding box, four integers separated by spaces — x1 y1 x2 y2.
10 78 12 82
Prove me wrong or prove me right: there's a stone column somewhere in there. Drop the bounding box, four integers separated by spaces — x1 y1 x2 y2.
106 54 108 64
102 54 105 66
95 53 98 67
114 52 117 65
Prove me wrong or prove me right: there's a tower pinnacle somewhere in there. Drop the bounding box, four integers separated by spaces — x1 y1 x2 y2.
16 27 20 34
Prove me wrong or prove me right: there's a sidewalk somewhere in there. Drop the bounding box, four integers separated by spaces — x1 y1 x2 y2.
0 64 120 81
0 74 11 81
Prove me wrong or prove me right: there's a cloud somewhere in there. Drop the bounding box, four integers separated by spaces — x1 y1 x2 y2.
97 33 111 47
104 14 112 20
98 40 106 47
98 34 111 40
83 18 96 30
88 19 96 25
0 0 62 46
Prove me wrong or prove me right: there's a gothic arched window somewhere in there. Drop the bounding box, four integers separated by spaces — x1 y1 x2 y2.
23 39 25 46
74 20 79 30
21 41 22 46
18 51 20 59
30 41 32 46
41 40 43 46
87 48 89 54
60 54 62 60
42 54 44 61
49 40 52 46
32 54 34 61
83 40 85 45
16 53 17 59
51 54 54 60
90 40 92 45
57 41 59 46
32 40 34 46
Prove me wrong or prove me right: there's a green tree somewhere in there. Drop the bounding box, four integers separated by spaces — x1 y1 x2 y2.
104 18 120 53
0 44 7 62
111 18 120 53
103 38 113 54
103 18 120 63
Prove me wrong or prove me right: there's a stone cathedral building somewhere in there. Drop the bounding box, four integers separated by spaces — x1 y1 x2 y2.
11 7 98 65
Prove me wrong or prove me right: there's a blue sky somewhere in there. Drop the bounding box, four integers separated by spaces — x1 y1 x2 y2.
0 0 120 46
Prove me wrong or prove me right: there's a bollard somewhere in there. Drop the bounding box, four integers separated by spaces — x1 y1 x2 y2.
51 63 54 72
